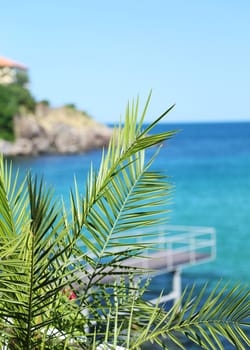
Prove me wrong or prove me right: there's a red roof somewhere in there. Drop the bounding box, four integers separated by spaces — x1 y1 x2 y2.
0 56 27 69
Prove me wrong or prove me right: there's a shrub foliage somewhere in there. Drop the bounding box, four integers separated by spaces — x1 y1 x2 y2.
0 84 35 140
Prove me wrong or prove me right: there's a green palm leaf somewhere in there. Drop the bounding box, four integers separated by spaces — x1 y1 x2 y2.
0 170 80 349
68 98 175 282
96 281 249 350
0 156 29 241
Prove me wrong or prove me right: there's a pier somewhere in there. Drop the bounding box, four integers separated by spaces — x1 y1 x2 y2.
131 225 216 304
77 225 216 304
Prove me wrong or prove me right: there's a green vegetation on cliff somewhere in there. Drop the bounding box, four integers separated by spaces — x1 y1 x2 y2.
0 83 35 140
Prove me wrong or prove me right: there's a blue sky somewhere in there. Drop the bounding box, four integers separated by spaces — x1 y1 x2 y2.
1 0 250 123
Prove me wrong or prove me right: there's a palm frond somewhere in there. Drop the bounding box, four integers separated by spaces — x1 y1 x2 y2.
93 281 249 350
68 96 175 286
0 166 81 348
130 282 250 350
0 155 29 241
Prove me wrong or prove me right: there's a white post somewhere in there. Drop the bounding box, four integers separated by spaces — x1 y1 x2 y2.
172 268 181 306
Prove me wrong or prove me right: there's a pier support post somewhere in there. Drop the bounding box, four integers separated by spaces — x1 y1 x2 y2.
149 269 182 305
172 268 181 306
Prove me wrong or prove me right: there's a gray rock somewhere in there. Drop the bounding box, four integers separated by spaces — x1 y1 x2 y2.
14 115 46 139
0 108 113 156
32 137 52 154
0 138 33 156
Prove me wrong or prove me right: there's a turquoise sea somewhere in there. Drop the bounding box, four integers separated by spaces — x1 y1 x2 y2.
9 122 250 349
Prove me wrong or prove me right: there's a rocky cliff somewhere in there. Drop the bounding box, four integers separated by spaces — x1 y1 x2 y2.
0 106 113 156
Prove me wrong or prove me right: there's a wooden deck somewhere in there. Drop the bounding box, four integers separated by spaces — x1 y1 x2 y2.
124 249 212 271
88 249 212 284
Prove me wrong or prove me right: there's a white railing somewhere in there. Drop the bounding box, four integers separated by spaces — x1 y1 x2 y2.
77 224 216 272
132 224 216 271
